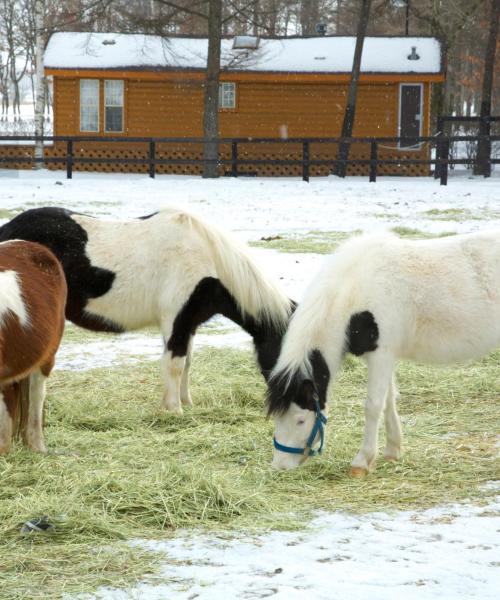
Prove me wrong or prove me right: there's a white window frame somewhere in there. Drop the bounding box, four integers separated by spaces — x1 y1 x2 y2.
104 79 124 133
80 79 99 133
218 82 236 109
398 83 424 150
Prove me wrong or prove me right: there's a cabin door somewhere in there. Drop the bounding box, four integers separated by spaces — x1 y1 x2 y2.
399 83 423 148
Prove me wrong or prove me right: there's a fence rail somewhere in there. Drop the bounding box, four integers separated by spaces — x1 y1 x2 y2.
435 115 500 179
0 133 499 185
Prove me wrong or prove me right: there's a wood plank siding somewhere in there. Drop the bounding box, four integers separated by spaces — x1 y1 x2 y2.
0 70 437 176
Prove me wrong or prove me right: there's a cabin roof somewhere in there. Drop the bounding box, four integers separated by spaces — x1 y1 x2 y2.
44 32 443 75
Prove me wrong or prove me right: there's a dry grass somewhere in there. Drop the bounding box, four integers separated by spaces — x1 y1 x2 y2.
0 346 498 598
250 227 456 254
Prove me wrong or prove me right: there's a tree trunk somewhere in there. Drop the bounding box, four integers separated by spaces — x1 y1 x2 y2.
202 0 222 179
336 0 372 177
474 0 499 177
34 0 45 169
300 0 320 35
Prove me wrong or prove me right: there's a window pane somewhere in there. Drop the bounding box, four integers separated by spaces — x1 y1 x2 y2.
80 79 99 132
218 82 235 109
105 80 124 132
105 107 123 132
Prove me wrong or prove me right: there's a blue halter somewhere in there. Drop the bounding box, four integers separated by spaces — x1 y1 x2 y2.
273 397 328 458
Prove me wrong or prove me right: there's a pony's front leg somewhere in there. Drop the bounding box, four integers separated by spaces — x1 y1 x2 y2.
350 353 394 478
0 390 13 455
159 349 186 414
180 336 194 407
24 370 47 453
383 375 402 461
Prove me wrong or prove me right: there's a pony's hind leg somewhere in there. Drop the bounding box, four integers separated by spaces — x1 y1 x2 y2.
23 369 47 453
180 336 194 406
383 375 402 461
350 352 395 478
0 390 13 455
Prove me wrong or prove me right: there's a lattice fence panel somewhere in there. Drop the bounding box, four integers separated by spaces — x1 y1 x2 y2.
0 143 431 177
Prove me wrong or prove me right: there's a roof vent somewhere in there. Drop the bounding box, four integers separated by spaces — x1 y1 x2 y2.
407 46 420 60
232 35 260 50
102 39 116 46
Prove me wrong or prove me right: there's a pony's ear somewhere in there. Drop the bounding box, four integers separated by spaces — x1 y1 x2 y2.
297 379 316 411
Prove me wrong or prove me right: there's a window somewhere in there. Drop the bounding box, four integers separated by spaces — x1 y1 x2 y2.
79 79 125 133
80 79 99 132
104 80 124 132
219 82 236 109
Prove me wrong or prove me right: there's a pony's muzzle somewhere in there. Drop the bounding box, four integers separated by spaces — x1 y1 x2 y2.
271 449 307 470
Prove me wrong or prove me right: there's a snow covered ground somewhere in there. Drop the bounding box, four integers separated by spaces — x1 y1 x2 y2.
85 494 500 600
1 169 499 599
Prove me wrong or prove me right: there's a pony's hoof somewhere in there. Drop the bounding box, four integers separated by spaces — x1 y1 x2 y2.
160 406 183 415
181 394 193 407
27 442 47 453
349 466 368 478
160 397 183 415
383 454 399 462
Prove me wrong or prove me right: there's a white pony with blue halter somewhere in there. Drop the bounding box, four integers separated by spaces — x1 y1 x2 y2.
267 230 500 476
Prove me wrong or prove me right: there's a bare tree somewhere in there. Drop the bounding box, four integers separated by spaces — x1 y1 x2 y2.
474 0 499 176
33 0 45 167
203 0 222 178
300 0 320 34
336 0 372 177
409 0 487 126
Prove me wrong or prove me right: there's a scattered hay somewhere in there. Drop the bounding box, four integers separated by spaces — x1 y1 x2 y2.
0 347 498 597
250 230 356 254
389 226 456 239
250 228 457 254
0 208 21 221
422 207 500 222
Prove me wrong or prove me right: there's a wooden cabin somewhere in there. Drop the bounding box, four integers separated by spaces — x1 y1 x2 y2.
6 33 445 176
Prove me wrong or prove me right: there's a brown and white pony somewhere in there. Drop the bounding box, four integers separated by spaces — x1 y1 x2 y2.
0 240 66 454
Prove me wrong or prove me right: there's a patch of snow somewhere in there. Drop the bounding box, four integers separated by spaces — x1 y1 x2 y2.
56 326 253 372
1 171 498 238
75 498 500 600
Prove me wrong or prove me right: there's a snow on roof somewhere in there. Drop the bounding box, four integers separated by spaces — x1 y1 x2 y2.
45 32 442 74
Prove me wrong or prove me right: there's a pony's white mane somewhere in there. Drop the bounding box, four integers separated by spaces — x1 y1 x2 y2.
271 232 395 383
159 207 292 329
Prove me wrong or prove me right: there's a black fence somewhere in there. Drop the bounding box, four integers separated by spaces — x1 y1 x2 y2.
435 115 500 179
1 132 499 185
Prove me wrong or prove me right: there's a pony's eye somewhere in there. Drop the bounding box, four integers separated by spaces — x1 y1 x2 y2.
297 418 305 425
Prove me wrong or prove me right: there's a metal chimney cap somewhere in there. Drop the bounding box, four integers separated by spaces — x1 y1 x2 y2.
407 46 420 60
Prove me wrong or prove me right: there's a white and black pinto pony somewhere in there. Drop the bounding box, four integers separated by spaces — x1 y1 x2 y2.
0 240 66 454
0 207 293 413
267 230 500 476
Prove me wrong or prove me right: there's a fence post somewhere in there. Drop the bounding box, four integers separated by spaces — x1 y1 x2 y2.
302 141 310 182
231 141 238 177
434 116 444 179
474 114 491 177
369 140 377 182
66 139 73 179
440 139 450 186
148 141 156 179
